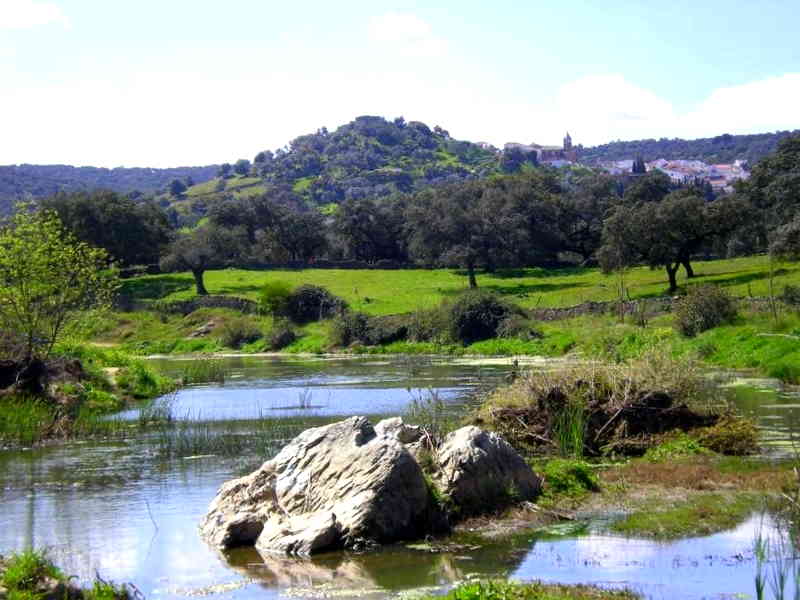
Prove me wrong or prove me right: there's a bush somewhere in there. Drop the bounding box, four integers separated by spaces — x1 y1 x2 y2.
286 285 346 324
330 311 371 347
407 307 449 342
217 317 262 349
673 285 737 337
259 280 293 316
782 284 800 307
447 290 523 345
330 312 409 347
268 320 297 350
496 315 542 341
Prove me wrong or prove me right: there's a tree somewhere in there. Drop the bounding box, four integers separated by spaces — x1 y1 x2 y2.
233 159 251 176
599 191 747 292
41 190 172 267
0 208 118 361
217 163 232 178
168 178 187 197
405 181 529 288
159 226 245 295
622 170 671 205
631 156 647 174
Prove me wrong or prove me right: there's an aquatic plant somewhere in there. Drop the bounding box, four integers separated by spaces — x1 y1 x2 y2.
539 459 599 500
179 357 226 384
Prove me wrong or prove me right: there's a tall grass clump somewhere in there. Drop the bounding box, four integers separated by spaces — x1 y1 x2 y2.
179 356 226 384
0 397 57 446
674 284 738 337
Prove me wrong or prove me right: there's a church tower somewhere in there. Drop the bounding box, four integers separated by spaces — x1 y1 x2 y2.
563 132 573 151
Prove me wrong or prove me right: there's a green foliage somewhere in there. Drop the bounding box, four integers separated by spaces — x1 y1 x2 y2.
674 285 738 337
116 361 174 399
285 284 346 324
447 290 523 345
259 280 293 315
1 549 62 592
643 432 711 462
0 397 57 445
0 208 119 359
217 316 261 349
552 398 587 458
85 580 130 600
540 459 600 499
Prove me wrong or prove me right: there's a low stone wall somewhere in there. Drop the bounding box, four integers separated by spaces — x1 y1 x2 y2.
153 295 259 315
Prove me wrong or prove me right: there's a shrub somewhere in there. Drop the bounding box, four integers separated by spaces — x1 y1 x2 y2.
447 290 523 345
673 285 737 337
782 284 800 307
217 317 262 349
407 307 449 342
496 315 542 341
268 320 297 350
330 311 371 347
259 280 293 316
330 312 409 347
286 285 346 324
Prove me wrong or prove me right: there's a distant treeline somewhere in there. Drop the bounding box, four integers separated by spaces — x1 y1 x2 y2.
578 130 800 165
0 164 218 213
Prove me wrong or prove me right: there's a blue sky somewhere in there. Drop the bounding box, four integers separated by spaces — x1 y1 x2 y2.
2 0 798 167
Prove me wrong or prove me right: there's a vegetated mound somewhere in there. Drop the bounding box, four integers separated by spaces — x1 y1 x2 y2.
167 116 500 219
474 351 757 457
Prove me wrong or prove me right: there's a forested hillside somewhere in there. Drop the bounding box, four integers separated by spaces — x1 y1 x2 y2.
0 164 218 212
209 115 501 206
578 130 800 165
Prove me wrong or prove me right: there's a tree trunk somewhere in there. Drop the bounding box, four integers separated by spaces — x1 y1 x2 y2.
192 269 209 295
681 258 695 278
467 262 478 288
666 263 679 293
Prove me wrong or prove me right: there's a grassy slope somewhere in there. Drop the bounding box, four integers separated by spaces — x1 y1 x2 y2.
122 255 800 315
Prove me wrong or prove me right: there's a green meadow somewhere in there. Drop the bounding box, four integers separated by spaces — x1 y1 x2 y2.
122 255 800 315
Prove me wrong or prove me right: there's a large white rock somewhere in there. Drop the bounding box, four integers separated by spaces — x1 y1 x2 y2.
200 416 433 555
434 426 543 513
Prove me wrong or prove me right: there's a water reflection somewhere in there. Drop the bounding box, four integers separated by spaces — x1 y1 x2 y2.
0 355 796 600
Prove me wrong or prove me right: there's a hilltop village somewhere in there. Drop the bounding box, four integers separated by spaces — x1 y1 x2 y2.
505 133 751 192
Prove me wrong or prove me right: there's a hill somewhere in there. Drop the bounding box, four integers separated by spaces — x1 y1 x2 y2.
166 116 501 217
578 130 800 165
0 164 218 213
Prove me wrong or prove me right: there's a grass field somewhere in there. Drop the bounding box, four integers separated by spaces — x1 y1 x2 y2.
122 255 800 315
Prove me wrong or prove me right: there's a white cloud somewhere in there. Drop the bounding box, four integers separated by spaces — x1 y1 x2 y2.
0 0 69 29
367 12 447 58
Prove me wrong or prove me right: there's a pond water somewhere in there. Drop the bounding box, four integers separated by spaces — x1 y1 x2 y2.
0 355 798 600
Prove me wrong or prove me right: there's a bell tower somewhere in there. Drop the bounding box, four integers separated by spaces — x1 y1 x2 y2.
563 132 573 151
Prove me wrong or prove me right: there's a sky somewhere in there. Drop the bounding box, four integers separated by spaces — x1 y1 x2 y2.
1 0 799 168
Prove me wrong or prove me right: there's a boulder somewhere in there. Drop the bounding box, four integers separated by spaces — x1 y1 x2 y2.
200 416 435 555
434 426 542 514
374 417 423 444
